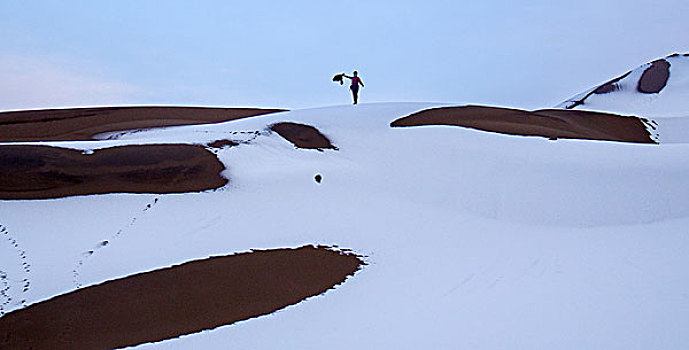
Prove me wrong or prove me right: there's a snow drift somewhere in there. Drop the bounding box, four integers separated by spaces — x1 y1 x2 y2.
1 77 689 349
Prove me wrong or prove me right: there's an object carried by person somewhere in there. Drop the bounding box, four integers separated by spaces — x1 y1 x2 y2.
332 73 345 85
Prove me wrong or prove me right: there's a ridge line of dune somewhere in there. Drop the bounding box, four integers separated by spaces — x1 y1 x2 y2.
390 105 656 144
0 106 286 142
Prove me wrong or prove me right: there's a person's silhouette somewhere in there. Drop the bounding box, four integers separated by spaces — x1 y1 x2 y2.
343 71 364 104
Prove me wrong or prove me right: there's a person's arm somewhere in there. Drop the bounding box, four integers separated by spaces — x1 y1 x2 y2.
359 79 364 87
342 73 352 79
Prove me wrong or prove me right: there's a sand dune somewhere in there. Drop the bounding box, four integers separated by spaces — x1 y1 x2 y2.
270 122 338 150
557 54 689 117
391 105 656 144
1 101 688 349
0 246 364 350
0 144 227 200
0 106 285 142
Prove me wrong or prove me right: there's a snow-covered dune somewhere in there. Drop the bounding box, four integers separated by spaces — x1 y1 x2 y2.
557 53 689 144
2 102 689 349
557 53 689 118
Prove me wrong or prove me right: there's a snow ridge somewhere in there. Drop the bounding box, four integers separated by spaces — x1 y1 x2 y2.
557 53 689 118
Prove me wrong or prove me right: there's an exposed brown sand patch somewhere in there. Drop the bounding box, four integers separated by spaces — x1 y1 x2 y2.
564 71 632 109
270 122 338 150
391 105 656 144
638 59 670 93
0 144 227 200
593 70 632 94
207 139 239 149
0 245 364 350
0 106 285 142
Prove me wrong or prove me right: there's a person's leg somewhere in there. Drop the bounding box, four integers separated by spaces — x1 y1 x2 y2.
352 87 359 104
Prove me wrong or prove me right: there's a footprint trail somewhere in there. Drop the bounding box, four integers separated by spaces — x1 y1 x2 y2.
72 197 160 289
0 224 32 315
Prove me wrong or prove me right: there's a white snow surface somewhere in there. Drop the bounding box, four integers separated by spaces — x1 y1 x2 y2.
557 54 689 119
2 102 689 349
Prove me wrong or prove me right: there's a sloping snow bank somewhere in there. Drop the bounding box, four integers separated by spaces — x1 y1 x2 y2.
557 54 689 118
2 103 689 349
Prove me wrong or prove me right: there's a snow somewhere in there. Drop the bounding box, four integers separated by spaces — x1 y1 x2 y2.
2 102 689 349
557 54 689 119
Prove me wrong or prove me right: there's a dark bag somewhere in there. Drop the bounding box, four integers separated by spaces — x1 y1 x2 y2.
332 73 345 85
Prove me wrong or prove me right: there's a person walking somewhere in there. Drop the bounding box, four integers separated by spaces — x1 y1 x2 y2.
343 71 364 104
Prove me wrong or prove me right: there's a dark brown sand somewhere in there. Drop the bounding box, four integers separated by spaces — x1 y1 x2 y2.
0 106 285 142
207 139 239 149
0 144 228 200
391 105 656 144
593 71 632 94
638 59 670 93
0 245 365 350
270 122 338 150
565 71 632 109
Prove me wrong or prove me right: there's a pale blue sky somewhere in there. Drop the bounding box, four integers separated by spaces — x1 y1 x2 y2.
2 0 688 111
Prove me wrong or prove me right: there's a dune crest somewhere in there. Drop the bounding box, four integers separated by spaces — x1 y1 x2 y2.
0 106 285 142
391 105 656 144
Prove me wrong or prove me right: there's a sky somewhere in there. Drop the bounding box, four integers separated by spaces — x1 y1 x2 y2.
1 0 689 111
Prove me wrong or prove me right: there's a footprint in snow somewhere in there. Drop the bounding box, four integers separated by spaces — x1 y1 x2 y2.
0 224 32 312
72 197 160 289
